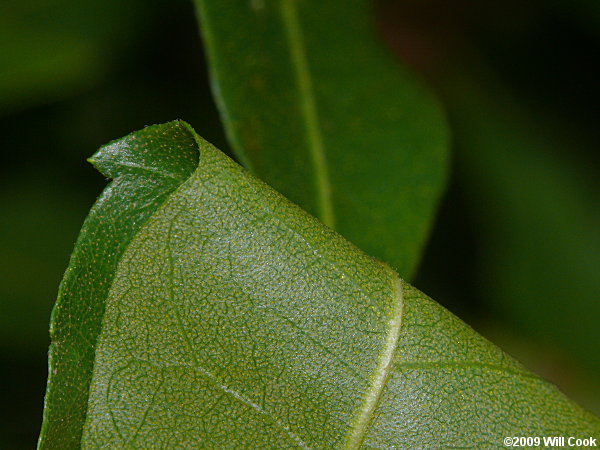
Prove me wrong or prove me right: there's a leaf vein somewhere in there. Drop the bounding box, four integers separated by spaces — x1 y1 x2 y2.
280 0 335 228
133 358 309 449
396 360 539 379
345 272 404 449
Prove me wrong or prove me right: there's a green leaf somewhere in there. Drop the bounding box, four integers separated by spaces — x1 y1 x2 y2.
0 0 153 115
40 122 600 448
193 0 448 278
39 123 199 448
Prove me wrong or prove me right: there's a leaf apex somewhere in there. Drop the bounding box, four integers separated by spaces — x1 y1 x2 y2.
87 121 200 181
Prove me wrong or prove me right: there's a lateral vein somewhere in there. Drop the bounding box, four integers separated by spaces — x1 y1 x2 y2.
280 0 335 228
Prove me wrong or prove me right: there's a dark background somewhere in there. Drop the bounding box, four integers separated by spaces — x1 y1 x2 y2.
1 0 598 446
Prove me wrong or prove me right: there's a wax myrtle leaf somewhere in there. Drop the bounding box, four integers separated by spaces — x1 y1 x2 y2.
193 0 449 278
38 123 199 448
39 122 599 448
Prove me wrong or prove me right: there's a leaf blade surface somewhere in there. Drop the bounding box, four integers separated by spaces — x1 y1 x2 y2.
39 122 199 448
40 123 600 448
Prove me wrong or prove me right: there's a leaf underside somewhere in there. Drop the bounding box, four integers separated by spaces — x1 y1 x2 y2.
194 0 448 278
39 122 600 448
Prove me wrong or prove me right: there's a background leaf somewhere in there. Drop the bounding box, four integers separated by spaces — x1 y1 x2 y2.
194 0 449 277
440 69 600 377
40 123 600 447
0 173 88 355
0 0 158 115
377 0 600 412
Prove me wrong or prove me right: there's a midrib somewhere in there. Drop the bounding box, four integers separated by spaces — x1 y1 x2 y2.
280 0 335 229
345 271 404 449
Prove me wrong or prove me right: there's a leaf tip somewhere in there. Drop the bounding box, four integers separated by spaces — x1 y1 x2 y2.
86 121 200 181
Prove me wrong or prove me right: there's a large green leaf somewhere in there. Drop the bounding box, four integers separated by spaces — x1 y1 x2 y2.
193 0 448 278
40 122 599 447
38 123 199 448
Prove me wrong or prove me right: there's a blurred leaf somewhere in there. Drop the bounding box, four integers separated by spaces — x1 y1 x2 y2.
0 172 89 355
440 68 600 376
0 0 152 114
194 0 448 278
40 122 600 447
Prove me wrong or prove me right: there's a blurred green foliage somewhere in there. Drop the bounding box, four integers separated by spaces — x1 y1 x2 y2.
0 0 598 447
381 0 600 412
443 70 600 374
0 0 156 114
0 173 88 354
